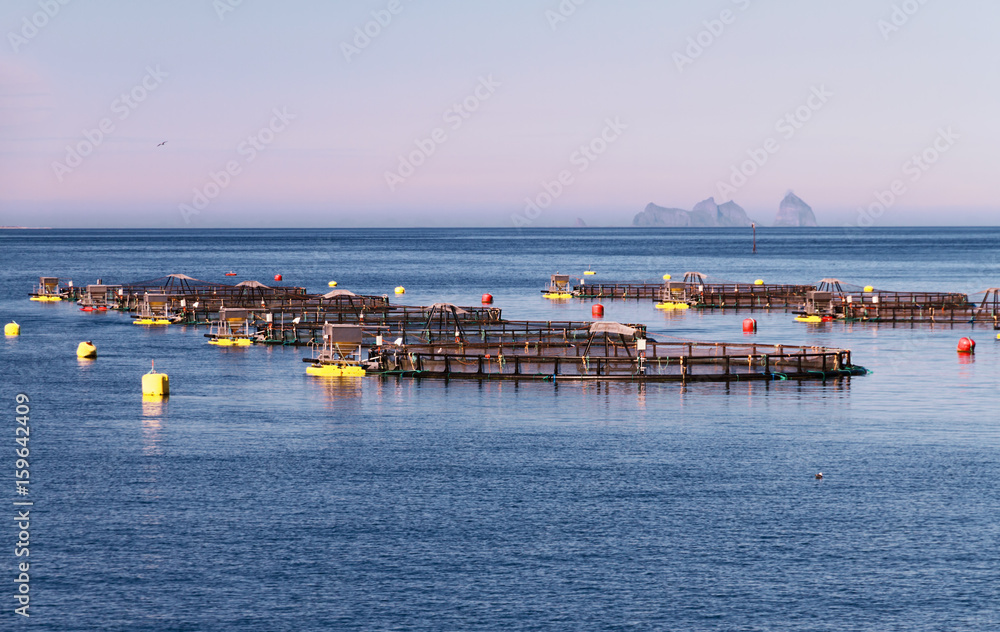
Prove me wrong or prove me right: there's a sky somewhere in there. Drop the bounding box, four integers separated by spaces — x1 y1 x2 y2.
1 0 998 228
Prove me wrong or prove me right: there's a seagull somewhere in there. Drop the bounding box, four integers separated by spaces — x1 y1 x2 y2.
156 141 167 147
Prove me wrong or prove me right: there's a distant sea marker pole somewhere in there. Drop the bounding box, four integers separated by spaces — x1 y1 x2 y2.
752 222 756 254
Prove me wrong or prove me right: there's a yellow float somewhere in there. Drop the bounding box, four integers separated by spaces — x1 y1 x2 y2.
76 341 97 358
4 322 19 336
543 292 573 299
655 302 690 310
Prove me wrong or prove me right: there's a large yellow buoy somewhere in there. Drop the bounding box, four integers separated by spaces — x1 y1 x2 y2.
863 285 874 292
754 279 764 286
4 322 19 336
142 361 169 397
662 274 671 281
394 286 405 294
76 341 97 358
328 281 338 287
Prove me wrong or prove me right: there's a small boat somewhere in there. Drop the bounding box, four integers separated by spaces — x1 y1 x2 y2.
133 318 174 326
794 315 823 323
306 363 366 377
224 271 238 276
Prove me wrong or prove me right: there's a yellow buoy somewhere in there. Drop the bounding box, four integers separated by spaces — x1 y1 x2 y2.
794 315 823 323
328 281 338 287
754 279 764 286
76 341 97 359
863 285 874 292
306 364 366 377
394 286 405 294
583 271 596 276
662 274 671 281
655 302 690 310
4 322 19 336
142 362 169 397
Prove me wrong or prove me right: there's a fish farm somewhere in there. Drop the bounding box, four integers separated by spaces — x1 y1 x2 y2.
23 272 877 383
27 268 999 383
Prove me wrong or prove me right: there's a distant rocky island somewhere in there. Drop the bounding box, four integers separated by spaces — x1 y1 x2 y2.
632 192 818 227
632 197 753 227
773 192 817 227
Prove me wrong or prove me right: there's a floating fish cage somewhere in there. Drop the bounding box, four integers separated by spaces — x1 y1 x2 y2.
367 322 865 382
572 271 814 305
804 288 1000 326
260 302 641 347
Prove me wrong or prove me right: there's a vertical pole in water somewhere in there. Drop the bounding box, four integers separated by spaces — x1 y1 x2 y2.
752 223 757 254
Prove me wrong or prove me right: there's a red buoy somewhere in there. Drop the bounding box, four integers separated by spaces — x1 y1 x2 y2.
957 337 976 354
742 318 756 333
592 304 604 318
481 293 493 304
274 274 282 282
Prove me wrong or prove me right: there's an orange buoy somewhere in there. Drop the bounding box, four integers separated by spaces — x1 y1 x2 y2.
957 337 976 354
274 274 282 282
592 304 604 318
482 293 493 304
742 318 756 333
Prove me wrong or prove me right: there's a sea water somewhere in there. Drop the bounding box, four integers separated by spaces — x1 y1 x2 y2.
1 227 998 631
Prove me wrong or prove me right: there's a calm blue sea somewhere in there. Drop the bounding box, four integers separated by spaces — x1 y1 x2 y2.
1 227 998 631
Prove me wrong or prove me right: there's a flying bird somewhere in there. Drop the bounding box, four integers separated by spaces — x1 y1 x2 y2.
156 141 167 147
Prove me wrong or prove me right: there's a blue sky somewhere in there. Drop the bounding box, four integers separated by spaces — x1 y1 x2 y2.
1 0 997 227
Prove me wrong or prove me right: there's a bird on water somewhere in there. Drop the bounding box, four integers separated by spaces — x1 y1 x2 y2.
815 473 823 480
